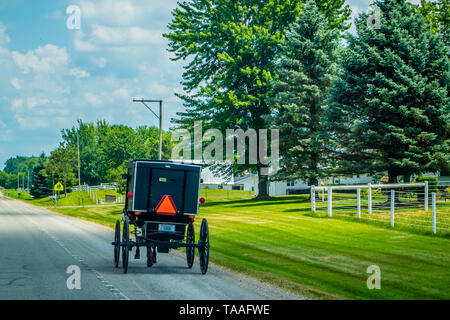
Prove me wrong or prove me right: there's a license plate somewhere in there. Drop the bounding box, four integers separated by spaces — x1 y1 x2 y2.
158 224 175 232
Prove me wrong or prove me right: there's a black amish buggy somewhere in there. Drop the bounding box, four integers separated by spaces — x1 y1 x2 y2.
112 160 209 274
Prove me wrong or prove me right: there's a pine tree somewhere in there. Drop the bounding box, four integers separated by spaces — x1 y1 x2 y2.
30 157 51 199
328 0 449 184
269 1 340 186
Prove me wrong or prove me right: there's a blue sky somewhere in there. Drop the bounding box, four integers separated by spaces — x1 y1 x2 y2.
0 0 415 169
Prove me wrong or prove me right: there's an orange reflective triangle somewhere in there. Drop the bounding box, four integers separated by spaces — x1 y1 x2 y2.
155 195 177 215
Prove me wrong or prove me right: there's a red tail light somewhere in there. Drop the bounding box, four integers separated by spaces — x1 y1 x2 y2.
127 192 133 199
199 197 205 204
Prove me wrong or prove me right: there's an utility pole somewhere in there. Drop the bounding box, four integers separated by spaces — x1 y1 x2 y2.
77 132 81 188
17 172 19 190
132 99 163 160
27 171 30 190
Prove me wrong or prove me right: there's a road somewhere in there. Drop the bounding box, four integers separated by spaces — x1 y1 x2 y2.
0 195 301 300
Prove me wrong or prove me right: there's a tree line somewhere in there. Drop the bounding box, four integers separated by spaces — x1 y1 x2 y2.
165 0 449 197
0 120 173 198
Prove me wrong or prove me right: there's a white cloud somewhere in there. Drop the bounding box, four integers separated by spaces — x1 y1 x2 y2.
26 97 50 109
84 93 103 107
149 82 172 96
114 88 129 99
93 56 107 68
74 30 98 52
10 77 21 89
0 24 10 59
0 119 12 142
89 25 164 45
14 115 50 130
12 44 68 74
78 0 153 26
72 0 175 52
68 67 90 78
0 23 10 48
11 99 24 110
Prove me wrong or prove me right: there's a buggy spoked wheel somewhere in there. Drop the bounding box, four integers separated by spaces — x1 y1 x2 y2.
122 219 130 273
186 223 195 268
198 219 209 275
114 220 121 267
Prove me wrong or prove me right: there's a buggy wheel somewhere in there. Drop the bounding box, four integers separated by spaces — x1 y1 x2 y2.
198 219 209 275
114 220 121 267
122 219 130 273
186 223 195 268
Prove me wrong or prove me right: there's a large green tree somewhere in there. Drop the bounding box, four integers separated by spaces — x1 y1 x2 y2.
3 156 39 176
0 171 17 189
417 0 449 47
269 1 340 187
165 0 350 196
47 144 78 196
62 120 107 186
135 126 173 160
327 0 449 184
61 120 173 187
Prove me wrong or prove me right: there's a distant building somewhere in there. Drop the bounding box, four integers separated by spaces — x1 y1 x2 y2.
234 174 258 192
233 174 376 197
200 166 235 189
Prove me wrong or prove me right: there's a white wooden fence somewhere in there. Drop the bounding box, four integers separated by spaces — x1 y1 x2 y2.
310 182 449 234
71 183 124 204
71 182 118 192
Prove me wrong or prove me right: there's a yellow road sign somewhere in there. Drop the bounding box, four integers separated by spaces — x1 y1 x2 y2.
54 182 64 192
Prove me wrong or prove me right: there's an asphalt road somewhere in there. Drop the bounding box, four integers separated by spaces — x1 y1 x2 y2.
0 195 302 300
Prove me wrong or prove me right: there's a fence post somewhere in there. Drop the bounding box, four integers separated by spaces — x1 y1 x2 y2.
357 188 361 218
311 186 316 213
432 192 436 234
424 181 429 211
390 189 395 227
368 183 372 214
327 187 332 217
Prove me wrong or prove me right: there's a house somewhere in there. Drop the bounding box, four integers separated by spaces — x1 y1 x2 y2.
200 166 235 190
233 174 311 196
233 173 376 196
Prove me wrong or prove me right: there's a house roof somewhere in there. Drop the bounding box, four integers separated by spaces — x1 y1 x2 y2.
234 173 257 183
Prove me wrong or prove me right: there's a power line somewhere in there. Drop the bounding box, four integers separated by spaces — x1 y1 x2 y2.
132 99 163 160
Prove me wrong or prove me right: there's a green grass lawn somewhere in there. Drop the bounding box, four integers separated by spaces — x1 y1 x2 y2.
34 189 450 300
2 188 33 200
3 188 96 207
